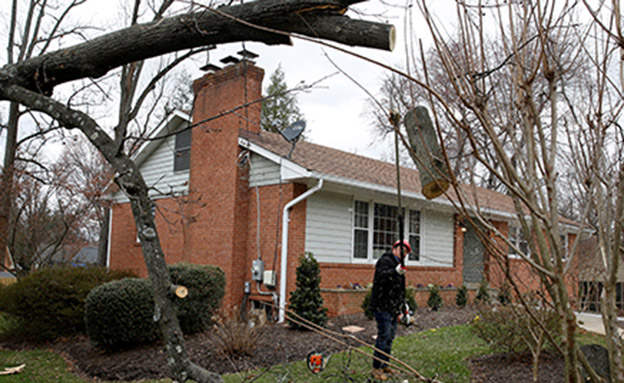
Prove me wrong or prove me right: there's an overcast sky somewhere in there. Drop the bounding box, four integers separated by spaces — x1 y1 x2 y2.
0 0 457 163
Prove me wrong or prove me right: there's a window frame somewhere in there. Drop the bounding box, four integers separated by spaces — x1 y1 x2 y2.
173 128 191 172
351 199 421 264
508 224 529 259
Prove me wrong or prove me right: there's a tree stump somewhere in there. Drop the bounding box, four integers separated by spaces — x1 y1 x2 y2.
403 106 449 199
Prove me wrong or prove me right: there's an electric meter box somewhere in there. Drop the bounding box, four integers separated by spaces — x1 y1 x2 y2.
251 260 265 282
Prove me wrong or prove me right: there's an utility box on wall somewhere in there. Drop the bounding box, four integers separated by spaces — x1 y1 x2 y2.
263 270 276 287
252 260 265 282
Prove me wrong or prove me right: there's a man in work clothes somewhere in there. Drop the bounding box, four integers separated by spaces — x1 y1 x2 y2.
369 239 410 381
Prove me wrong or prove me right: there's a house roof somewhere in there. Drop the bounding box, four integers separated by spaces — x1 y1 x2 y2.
240 129 578 227
126 110 578 227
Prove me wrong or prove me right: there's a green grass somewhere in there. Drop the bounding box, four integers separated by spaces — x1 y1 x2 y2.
222 325 491 383
0 318 608 383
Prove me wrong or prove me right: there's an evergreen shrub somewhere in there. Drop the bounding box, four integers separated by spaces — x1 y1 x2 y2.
456 285 468 308
85 278 159 351
84 263 226 350
288 253 327 329
475 280 491 305
0 266 134 340
169 262 225 334
427 284 443 311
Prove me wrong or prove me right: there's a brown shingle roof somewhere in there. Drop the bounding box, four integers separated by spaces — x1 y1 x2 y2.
240 129 574 224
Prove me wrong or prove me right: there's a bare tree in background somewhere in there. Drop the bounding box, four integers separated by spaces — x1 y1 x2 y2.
1 0 90 271
52 136 114 266
0 0 395 380
386 1 623 381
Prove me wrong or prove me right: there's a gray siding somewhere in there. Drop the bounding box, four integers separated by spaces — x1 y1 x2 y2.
113 134 189 202
420 210 454 267
305 191 353 263
249 154 281 186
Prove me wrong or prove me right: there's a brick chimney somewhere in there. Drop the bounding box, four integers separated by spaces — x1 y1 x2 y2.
187 62 264 309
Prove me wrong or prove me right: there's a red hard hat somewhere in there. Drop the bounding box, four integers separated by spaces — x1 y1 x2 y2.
393 239 411 253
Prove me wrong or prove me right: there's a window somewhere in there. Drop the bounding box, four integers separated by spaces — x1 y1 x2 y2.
373 203 401 259
352 200 420 262
353 201 369 259
508 225 528 257
559 233 569 260
174 128 191 171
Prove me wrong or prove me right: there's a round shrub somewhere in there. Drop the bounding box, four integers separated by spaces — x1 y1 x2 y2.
0 266 135 340
168 262 226 334
85 278 160 351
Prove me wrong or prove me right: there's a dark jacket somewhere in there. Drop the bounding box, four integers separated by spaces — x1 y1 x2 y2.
368 251 405 317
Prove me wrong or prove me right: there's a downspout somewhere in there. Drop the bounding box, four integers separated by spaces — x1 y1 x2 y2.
278 178 323 323
106 206 113 268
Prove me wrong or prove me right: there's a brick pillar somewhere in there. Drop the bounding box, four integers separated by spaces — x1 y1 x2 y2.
188 62 264 310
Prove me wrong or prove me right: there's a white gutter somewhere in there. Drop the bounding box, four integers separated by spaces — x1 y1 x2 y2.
106 207 113 268
278 179 324 323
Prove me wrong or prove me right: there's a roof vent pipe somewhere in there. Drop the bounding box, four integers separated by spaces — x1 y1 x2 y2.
278 178 323 323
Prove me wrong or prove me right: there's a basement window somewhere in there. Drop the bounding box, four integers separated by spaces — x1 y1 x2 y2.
174 128 191 172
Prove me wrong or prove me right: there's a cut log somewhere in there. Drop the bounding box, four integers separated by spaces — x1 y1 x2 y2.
0 364 25 376
404 106 449 199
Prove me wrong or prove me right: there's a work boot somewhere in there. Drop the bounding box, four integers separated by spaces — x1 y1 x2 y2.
382 366 396 375
371 368 388 381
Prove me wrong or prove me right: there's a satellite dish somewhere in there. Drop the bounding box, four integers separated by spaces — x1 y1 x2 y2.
278 120 306 159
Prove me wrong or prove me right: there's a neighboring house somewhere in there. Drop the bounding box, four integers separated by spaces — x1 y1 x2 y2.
107 61 580 318
71 246 98 267
0 247 17 285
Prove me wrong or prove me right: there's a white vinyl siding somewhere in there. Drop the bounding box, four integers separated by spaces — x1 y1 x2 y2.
304 191 352 263
305 192 454 267
420 210 454 267
113 134 189 202
249 154 281 187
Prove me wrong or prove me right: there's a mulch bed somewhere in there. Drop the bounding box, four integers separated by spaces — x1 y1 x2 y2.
1 306 565 382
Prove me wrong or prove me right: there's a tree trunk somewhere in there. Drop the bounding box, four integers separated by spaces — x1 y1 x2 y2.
0 102 19 270
97 207 110 267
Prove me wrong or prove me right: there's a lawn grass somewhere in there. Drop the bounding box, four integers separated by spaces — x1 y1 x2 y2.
0 317 609 383
223 325 491 383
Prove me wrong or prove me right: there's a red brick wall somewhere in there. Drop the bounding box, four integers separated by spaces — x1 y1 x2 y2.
109 198 188 276
186 63 264 310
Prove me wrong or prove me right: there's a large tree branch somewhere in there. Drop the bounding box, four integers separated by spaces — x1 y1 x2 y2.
0 0 394 96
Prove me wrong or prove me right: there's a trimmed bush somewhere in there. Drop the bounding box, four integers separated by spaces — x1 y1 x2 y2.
85 278 160 351
456 285 468 308
0 266 135 340
427 284 443 311
405 285 418 312
288 253 327 329
169 262 226 334
475 280 491 305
